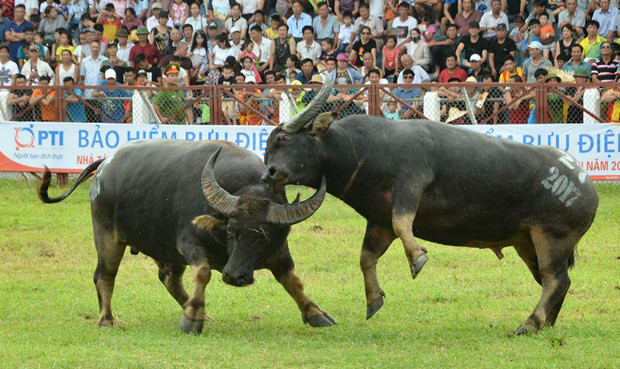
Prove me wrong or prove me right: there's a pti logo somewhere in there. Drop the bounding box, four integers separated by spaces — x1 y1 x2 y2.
14 125 35 151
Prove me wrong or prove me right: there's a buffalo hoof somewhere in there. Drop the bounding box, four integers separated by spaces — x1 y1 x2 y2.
179 314 204 334
98 319 114 328
307 312 337 327
411 253 429 280
513 322 539 336
366 297 384 320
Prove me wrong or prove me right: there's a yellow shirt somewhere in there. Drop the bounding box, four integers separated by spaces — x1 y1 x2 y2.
56 45 75 58
579 35 606 59
265 27 277 40
499 67 522 83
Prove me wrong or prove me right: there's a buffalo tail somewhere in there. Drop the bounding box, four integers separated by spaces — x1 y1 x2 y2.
38 159 105 203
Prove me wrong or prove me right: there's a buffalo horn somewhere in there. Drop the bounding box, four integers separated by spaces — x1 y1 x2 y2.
201 147 239 217
280 72 333 133
265 176 327 225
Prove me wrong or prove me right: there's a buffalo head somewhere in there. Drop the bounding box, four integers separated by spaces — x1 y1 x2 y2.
262 72 337 190
194 148 326 287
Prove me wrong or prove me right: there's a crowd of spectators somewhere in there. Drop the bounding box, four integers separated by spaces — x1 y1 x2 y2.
1 0 620 124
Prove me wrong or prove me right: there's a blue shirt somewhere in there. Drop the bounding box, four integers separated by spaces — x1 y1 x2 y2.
287 13 312 39
394 87 421 113
6 20 34 61
65 88 87 123
97 81 131 122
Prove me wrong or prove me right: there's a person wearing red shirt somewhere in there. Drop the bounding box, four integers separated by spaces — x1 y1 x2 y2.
438 54 467 82
129 26 160 67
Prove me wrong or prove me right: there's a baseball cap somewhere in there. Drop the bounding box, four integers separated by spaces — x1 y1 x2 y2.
137 69 147 76
469 54 481 62
28 44 39 52
208 22 217 29
230 26 240 34
152 2 162 9
245 75 256 83
105 69 117 79
528 41 543 50
336 53 348 61
496 23 507 30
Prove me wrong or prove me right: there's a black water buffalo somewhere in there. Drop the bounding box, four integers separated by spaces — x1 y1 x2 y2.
261 74 599 334
38 140 335 333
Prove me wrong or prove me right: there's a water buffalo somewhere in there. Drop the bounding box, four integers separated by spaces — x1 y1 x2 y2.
38 140 335 333
261 74 599 334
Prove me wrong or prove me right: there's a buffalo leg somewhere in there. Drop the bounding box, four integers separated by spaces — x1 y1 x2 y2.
391 190 428 279
155 261 190 307
93 225 126 327
514 227 573 335
513 242 542 286
360 222 395 319
178 241 211 334
269 245 336 327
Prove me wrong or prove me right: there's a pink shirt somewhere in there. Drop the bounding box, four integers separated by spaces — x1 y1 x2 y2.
170 2 188 25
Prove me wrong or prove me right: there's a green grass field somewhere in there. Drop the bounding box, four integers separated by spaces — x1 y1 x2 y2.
0 179 619 369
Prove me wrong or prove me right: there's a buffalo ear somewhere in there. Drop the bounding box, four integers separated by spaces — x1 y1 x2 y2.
310 112 338 137
192 215 226 233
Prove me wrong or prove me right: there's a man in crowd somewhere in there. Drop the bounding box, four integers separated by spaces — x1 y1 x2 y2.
522 41 552 83
5 4 32 62
129 26 160 67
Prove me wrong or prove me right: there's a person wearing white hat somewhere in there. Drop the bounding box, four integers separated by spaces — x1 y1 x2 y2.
522 40 552 82
468 53 488 81
225 3 248 40
229 26 243 56
92 67 132 122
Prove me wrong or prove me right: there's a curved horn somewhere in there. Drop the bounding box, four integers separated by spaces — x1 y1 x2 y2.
265 176 327 225
281 72 333 133
201 147 239 217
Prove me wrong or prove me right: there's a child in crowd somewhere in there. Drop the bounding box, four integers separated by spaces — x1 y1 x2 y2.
383 100 401 120
98 3 122 44
34 32 50 59
218 64 236 124
539 13 555 47
319 39 338 71
417 15 436 43
265 15 281 40
337 11 354 53
240 55 262 83
54 29 75 64
382 35 400 79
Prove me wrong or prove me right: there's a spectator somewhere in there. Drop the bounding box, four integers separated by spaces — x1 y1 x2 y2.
544 73 564 124
287 1 312 42
225 3 247 40
238 75 263 125
524 0 556 26
122 8 142 31
209 33 235 73
565 68 589 123
72 28 88 62
393 68 421 119
313 2 339 45
229 27 243 55
382 35 400 79
476 72 504 124
55 49 79 85
164 28 183 55
132 0 149 21
358 51 380 78
479 0 508 39
414 0 442 24
318 38 338 71
116 28 133 64
296 57 316 84
397 53 430 83
579 20 606 61
554 24 577 66
487 23 515 80
265 14 281 40
522 41 552 83
283 55 301 81
454 0 481 37
39 5 67 45
334 0 359 21
39 0 57 15
217 63 235 123
170 0 189 29
399 28 430 71
63 76 87 122
557 0 585 37
21 44 54 85
391 2 418 46
562 46 591 79
440 0 459 35
297 25 322 64
456 21 488 70
181 23 193 43
238 0 263 23
146 3 174 32
101 43 127 84
92 68 131 122
150 11 171 53
0 45 19 86
269 23 295 73
350 25 377 68
188 30 207 80
538 13 555 49
351 3 384 50
160 45 192 86
468 54 488 81
8 73 32 120
152 63 192 124
5 4 32 62
601 72 620 122
249 9 268 34
522 19 549 60
29 75 56 121
185 2 207 35
20 0 39 21
439 54 467 82
591 41 619 83
330 52 363 84
498 56 522 83
97 3 121 43
34 31 50 59
208 0 234 29
591 0 618 40
129 26 160 67
337 11 354 53
429 23 460 77
240 54 261 83
383 100 401 120
504 75 529 124
80 40 107 99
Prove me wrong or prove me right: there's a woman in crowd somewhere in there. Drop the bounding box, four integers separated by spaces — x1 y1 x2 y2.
350 26 376 68
150 11 171 53
554 24 576 66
